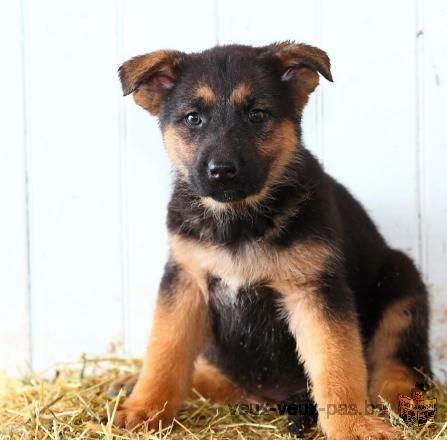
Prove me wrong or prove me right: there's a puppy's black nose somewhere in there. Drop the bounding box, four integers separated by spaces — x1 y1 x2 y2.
207 160 238 181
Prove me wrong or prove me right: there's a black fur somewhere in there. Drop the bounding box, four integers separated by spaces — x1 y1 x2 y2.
205 280 308 401
159 260 180 302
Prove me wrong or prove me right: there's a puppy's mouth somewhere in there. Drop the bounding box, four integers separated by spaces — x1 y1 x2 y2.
207 189 248 203
190 166 268 204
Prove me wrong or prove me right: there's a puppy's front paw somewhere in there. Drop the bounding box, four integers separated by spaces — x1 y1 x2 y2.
113 397 174 431
325 415 402 440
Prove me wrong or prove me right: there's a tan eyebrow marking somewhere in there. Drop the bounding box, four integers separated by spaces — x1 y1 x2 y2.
194 84 216 104
230 83 251 106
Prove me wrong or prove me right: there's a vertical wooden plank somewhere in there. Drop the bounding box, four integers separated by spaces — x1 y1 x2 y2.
0 0 30 374
419 0 447 374
119 0 218 355
217 0 324 158
321 0 420 264
24 0 124 369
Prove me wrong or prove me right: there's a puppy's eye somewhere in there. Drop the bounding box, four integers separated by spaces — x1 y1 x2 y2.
185 112 202 127
248 109 266 123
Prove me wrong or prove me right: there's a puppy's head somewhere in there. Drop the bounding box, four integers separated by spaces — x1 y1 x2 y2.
119 42 332 204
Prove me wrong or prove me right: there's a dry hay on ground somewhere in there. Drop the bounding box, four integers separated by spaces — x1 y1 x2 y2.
0 356 446 439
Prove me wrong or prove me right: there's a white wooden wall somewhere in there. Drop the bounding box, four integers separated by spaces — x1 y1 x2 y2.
1 0 446 376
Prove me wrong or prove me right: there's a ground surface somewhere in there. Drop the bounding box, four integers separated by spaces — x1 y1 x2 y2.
0 357 446 439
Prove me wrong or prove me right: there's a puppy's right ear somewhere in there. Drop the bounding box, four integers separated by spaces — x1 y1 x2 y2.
119 50 186 115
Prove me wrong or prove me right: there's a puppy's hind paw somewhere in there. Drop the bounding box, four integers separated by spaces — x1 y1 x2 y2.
106 373 138 398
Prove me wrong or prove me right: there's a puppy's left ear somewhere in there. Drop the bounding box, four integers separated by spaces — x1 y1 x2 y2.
268 41 333 98
119 50 186 115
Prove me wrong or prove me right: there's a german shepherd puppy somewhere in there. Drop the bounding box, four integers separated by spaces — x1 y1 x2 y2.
112 42 431 439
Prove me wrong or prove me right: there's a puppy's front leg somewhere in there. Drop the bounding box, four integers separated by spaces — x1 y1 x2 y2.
114 262 208 430
280 282 400 440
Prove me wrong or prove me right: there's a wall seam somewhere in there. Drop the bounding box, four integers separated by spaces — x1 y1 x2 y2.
213 0 220 45
20 0 33 370
316 0 325 164
115 0 131 354
415 0 427 278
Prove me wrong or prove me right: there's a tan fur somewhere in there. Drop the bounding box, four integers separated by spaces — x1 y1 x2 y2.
282 290 368 409
367 298 414 366
169 233 333 294
367 298 417 410
270 42 332 112
114 272 209 429
369 361 415 411
322 415 402 440
294 71 319 111
195 83 216 105
191 356 253 403
121 50 182 92
253 119 298 198
163 124 193 177
120 50 184 115
133 86 163 115
271 42 332 83
230 83 251 106
281 289 400 439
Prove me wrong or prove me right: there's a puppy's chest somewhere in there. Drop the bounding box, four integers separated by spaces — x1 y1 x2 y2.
171 236 277 290
169 234 330 293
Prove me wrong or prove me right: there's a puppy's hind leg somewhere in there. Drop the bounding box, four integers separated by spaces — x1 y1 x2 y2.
107 355 250 404
367 249 432 412
191 356 252 403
